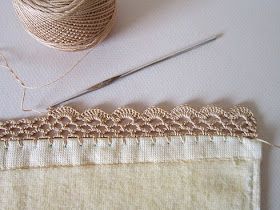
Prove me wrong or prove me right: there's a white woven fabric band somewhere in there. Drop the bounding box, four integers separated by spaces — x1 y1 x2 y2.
0 135 262 170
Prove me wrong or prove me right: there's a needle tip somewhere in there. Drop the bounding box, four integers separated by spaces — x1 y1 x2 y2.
215 32 224 39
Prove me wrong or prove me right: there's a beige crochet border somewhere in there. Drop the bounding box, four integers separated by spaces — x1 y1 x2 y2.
0 105 262 209
0 105 257 145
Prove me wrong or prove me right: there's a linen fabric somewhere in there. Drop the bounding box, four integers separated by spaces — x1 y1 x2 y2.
0 136 261 210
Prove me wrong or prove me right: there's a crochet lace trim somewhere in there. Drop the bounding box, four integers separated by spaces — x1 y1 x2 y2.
0 105 257 142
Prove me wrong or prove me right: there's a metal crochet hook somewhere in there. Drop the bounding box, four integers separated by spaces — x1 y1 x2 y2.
50 33 223 109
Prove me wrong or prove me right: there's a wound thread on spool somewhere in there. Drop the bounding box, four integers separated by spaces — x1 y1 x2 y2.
13 0 116 51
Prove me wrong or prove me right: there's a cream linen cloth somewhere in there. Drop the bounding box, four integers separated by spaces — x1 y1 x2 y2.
0 136 261 210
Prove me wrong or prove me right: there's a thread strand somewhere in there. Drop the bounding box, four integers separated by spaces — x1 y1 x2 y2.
0 48 94 113
255 138 280 149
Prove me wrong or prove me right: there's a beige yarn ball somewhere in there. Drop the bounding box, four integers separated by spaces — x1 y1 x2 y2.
13 0 116 51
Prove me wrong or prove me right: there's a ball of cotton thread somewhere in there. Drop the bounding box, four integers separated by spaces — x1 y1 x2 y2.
12 0 116 51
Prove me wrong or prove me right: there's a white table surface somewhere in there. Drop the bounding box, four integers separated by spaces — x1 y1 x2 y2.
1 0 280 209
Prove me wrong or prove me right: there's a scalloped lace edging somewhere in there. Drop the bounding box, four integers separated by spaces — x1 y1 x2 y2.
0 105 257 142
